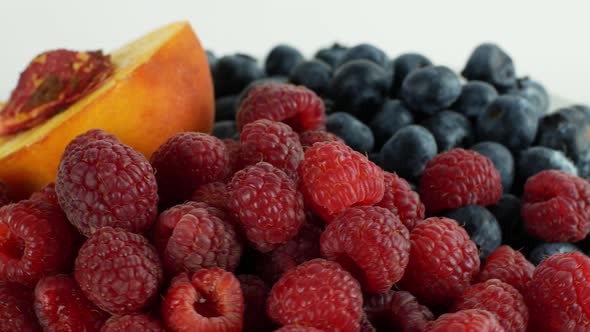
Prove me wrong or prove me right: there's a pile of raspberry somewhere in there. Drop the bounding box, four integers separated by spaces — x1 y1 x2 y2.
1 82 590 332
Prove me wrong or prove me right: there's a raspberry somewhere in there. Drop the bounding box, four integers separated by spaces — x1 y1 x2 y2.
257 223 322 283
320 206 410 292
267 258 363 332
521 170 590 242
0 282 40 332
526 252 590 331
0 181 9 207
240 119 304 175
152 201 242 276
191 182 228 211
237 82 326 132
238 275 275 332
426 309 505 332
298 141 384 222
298 129 343 150
29 182 59 207
56 137 159 236
375 172 425 230
162 268 244 332
276 326 325 332
223 139 243 177
477 245 534 293
0 199 79 286
364 290 434 332
150 132 229 207
34 275 109 332
419 148 502 213
399 217 480 306
452 279 528 332
62 128 119 156
360 315 377 332
74 227 163 315
228 162 305 252
101 314 165 332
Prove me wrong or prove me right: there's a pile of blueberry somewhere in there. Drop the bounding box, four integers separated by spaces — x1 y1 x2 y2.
208 42 590 262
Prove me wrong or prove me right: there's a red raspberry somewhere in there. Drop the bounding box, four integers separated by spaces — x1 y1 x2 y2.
74 227 163 315
0 282 40 332
237 83 326 132
360 315 376 332
62 128 119 156
364 290 434 332
258 223 322 283
298 141 385 222
477 245 534 293
426 309 505 332
299 129 343 150
399 217 480 306
522 170 590 242
223 139 243 177
162 268 244 332
419 148 502 214
151 132 229 207
0 200 79 286
276 326 325 332
238 275 276 332
228 162 305 252
375 172 425 230
152 201 242 277
240 119 304 175
34 275 109 332
101 314 165 332
0 181 9 207
452 279 528 332
526 252 590 331
56 137 159 236
29 182 59 207
191 182 228 211
267 258 363 332
320 206 410 292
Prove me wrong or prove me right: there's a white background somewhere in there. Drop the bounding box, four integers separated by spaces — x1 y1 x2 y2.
1 0 589 104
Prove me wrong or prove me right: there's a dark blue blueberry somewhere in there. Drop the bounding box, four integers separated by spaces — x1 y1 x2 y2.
288 60 332 96
265 44 304 77
337 43 388 68
488 194 524 247
576 149 590 181
214 95 238 122
314 43 348 69
236 76 289 106
206 50 217 71
528 242 582 265
421 111 474 151
508 78 550 115
323 98 335 114
444 205 502 260
212 120 237 139
390 53 432 97
470 141 515 192
369 99 414 148
451 81 498 119
517 146 578 186
536 106 590 162
368 152 381 166
401 66 462 115
461 43 517 89
379 125 437 181
213 53 265 97
326 112 374 153
476 95 539 151
331 60 390 120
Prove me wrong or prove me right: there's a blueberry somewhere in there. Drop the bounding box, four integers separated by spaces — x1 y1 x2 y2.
536 106 590 162
213 53 265 97
517 146 578 184
212 120 237 139
289 60 332 96
265 44 304 77
401 66 462 115
215 95 238 122
528 242 582 265
444 205 502 260
461 43 517 89
236 76 289 106
576 149 590 181
314 43 348 69
379 125 437 181
369 99 414 149
390 52 432 97
488 194 524 247
368 152 381 166
337 43 388 68
323 98 335 114
470 141 515 192
331 60 390 120
421 111 474 151
326 112 374 153
206 50 217 71
476 95 539 151
451 81 498 119
508 78 550 114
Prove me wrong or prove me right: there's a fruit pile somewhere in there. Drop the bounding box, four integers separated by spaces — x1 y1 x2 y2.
1 40 590 332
